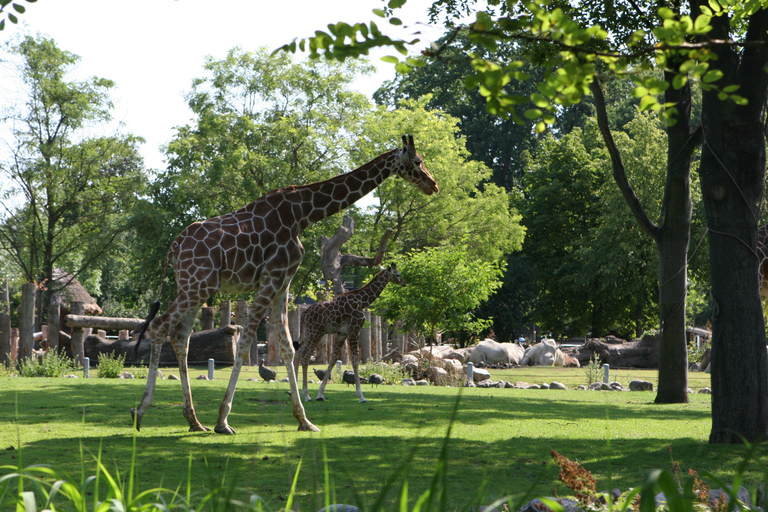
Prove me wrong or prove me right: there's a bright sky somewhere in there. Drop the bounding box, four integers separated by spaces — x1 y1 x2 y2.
1 0 444 171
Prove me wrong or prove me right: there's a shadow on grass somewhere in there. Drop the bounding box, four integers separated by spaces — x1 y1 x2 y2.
0 377 756 510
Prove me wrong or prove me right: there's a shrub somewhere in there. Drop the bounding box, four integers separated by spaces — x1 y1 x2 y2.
97 352 126 378
360 361 408 384
583 353 603 386
17 352 77 377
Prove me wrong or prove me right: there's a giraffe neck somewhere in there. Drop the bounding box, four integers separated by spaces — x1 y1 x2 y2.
300 150 397 228
343 270 389 309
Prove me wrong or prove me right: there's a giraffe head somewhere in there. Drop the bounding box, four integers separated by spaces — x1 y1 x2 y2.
382 263 406 287
395 135 439 195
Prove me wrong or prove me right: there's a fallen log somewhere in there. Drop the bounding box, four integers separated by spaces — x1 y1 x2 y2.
84 324 242 364
66 315 145 331
570 335 660 369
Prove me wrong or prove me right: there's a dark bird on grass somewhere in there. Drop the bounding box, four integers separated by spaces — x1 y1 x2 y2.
342 369 356 386
259 359 277 382
368 373 384 386
314 367 331 382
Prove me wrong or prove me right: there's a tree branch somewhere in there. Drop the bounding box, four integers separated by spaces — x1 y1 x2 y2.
589 79 660 242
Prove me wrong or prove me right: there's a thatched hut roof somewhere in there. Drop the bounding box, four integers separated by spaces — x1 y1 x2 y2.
51 268 102 315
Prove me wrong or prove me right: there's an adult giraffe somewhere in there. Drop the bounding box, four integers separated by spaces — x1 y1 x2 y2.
132 135 437 434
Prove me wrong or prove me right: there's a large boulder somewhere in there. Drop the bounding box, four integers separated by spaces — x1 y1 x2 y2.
467 339 525 365
521 339 565 366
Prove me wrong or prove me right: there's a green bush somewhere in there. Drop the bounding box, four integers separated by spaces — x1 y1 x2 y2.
583 353 603 386
17 352 77 377
96 352 126 378
360 361 408 384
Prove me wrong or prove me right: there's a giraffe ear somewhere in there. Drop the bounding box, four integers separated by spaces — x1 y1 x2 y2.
401 135 408 148
408 134 414 147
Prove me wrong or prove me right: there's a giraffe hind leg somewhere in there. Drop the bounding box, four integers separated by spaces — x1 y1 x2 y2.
170 307 209 432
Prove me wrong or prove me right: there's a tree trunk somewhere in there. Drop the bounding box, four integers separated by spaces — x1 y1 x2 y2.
591 76 696 404
701 7 768 444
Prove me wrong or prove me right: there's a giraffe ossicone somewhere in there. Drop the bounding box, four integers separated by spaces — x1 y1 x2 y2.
295 264 405 403
131 135 437 434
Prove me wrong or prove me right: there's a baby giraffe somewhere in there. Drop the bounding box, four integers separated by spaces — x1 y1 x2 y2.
295 264 405 402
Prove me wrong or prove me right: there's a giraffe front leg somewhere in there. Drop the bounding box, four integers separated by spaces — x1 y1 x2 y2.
273 292 319 432
215 324 246 435
317 335 341 401
131 336 163 430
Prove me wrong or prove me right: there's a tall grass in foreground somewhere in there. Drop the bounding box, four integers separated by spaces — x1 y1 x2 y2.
0 393 765 512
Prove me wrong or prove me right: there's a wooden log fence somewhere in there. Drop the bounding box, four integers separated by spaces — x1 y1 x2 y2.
0 286 400 368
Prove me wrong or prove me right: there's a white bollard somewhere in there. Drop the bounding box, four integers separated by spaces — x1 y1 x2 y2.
83 357 90 378
208 358 215 380
603 364 610 383
466 362 474 384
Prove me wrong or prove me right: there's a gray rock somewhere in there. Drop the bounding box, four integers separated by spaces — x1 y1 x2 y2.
168 374 181 380
415 379 429 386
280 377 290 382
472 367 492 382
539 383 550 389
629 379 653 391
519 498 581 512
526 384 541 389
550 381 568 390
118 371 135 379
656 486 751 511
576 385 587 390
196 375 209 380
401 378 416 386
318 505 359 512
477 380 496 388
698 387 712 394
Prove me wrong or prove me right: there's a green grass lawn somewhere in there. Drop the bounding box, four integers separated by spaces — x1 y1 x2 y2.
0 365 760 511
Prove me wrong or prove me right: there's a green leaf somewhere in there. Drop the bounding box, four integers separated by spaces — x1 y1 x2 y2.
731 94 748 105
639 95 658 111
678 59 696 73
722 84 740 92
673 74 688 89
0 19 5 30
702 69 723 83
389 0 406 8
8 12 17 23
389 17 403 26
694 14 711 32
658 7 676 18
381 55 400 64
524 108 543 119
372 8 386 17
12 3 25 13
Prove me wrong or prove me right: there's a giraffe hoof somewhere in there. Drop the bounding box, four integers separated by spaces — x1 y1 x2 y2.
214 425 237 435
359 399 368 403
298 421 320 432
189 424 211 432
316 397 325 402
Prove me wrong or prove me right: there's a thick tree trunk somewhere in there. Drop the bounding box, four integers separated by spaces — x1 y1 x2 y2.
700 7 768 444
654 73 694 404
590 77 696 404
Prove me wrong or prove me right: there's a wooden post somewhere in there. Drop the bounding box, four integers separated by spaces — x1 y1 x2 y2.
361 310 371 363
118 330 129 340
219 301 232 327
201 307 215 330
0 312 10 367
19 283 36 361
70 301 85 366
48 301 60 353
10 328 18 362
97 329 107 338
267 307 279 365
381 317 389 359
373 315 382 361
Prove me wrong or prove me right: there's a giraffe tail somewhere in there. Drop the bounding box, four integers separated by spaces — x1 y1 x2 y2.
133 242 175 359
